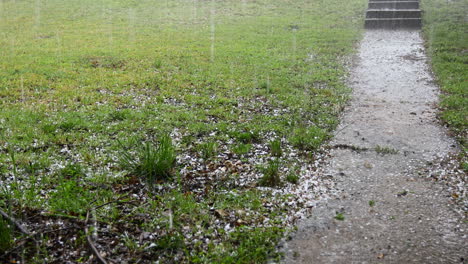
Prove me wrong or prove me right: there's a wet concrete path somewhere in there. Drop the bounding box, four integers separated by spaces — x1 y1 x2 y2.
282 30 467 263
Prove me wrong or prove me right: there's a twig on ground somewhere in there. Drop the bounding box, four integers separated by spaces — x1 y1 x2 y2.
0 240 28 258
330 144 369 152
94 194 131 210
334 124 350 136
85 210 108 264
0 209 32 236
1 226 80 258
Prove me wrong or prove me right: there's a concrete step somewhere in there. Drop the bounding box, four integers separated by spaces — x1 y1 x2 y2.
370 0 417 1
368 1 419 9
364 18 421 28
366 9 421 19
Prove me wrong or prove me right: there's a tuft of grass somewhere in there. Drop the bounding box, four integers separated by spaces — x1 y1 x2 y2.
197 141 218 160
188 226 285 263
156 232 185 251
231 143 252 156
0 218 13 252
269 139 282 157
42 123 57 134
57 114 88 132
233 131 261 144
422 0 467 150
58 163 85 179
334 212 345 221
221 226 284 263
152 59 163 69
48 180 94 215
107 109 129 122
258 160 281 187
119 135 176 185
369 200 376 207
286 172 299 184
289 126 329 151
374 145 398 155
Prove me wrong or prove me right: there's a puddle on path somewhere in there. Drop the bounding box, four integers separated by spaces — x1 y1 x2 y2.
281 30 467 263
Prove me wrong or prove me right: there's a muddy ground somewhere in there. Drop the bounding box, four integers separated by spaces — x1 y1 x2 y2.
281 30 467 263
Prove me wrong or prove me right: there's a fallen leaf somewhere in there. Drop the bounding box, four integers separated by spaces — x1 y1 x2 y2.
364 161 373 169
397 190 408 197
214 209 228 218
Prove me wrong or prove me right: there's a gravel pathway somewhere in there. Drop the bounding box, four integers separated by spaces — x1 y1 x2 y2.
281 30 467 263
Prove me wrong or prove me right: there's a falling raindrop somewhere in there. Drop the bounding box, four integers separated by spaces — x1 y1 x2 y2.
292 28 297 58
92 208 98 240
0 16 3 44
108 14 114 51
56 31 62 64
210 0 216 63
128 8 136 45
266 75 271 94
20 76 24 102
169 209 173 229
193 0 198 20
101 4 113 51
10 38 15 56
34 0 41 33
242 0 247 14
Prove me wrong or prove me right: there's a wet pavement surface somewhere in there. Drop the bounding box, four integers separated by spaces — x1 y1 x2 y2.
281 30 467 263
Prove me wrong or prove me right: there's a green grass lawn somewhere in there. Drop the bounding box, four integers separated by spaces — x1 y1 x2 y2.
0 0 367 262
421 0 467 160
